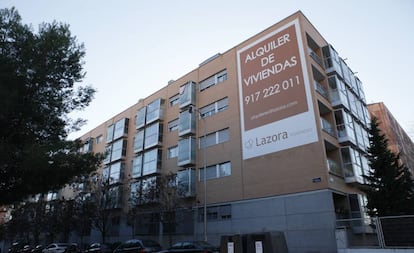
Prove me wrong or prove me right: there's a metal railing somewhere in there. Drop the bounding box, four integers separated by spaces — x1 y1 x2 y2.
336 215 414 249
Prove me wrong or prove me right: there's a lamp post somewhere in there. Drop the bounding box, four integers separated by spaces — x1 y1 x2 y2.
189 105 207 242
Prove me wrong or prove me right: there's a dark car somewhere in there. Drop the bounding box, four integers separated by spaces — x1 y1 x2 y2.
163 241 219 253
84 243 112 253
32 245 44 253
63 244 82 253
8 242 23 253
113 239 161 253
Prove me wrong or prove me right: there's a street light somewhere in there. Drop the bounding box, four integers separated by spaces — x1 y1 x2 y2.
188 105 207 242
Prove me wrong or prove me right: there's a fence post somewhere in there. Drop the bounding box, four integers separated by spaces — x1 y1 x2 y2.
375 217 386 248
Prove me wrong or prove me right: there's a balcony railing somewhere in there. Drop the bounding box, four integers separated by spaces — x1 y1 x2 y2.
314 80 329 100
309 49 324 67
327 158 342 175
321 118 335 137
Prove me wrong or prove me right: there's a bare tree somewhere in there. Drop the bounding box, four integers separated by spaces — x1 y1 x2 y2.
73 172 121 243
128 172 192 246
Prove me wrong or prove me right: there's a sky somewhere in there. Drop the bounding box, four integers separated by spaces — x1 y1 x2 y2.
1 0 413 140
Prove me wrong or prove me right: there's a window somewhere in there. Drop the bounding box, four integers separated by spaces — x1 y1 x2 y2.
177 168 195 197
133 130 144 153
200 69 227 91
130 181 141 205
178 137 196 166
322 45 342 77
132 155 143 178
113 118 129 140
199 128 229 149
103 162 124 185
168 146 178 159
110 162 123 183
142 149 161 176
96 135 103 144
146 98 164 124
136 107 146 129
106 124 114 143
179 81 196 108
168 118 179 132
341 146 364 184
111 139 127 162
81 138 93 153
179 110 196 136
328 75 350 110
141 176 157 202
335 109 356 144
144 122 163 149
199 97 228 118
104 186 122 209
103 145 112 164
200 161 231 181
169 94 180 107
198 204 231 221
46 191 58 201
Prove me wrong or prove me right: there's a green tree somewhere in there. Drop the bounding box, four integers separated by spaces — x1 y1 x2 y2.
363 117 414 216
0 7 103 205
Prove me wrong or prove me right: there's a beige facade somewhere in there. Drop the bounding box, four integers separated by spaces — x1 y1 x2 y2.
76 11 371 252
368 102 414 174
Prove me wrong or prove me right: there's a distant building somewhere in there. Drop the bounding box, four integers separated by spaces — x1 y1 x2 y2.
368 102 414 174
69 11 372 253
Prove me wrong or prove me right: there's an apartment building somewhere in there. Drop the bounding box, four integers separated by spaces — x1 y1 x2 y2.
368 102 414 174
77 11 371 253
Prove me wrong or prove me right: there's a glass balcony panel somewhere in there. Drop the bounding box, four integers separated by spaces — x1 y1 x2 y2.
106 124 114 143
113 118 129 140
132 155 143 178
177 168 195 197
142 148 161 176
308 47 323 67
178 137 196 166
322 45 342 77
134 130 144 153
178 110 196 136
327 158 342 175
321 118 335 136
179 81 196 108
146 98 165 125
144 122 163 149
314 80 329 99
136 107 146 129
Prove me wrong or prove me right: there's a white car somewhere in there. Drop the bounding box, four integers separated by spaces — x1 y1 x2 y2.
42 243 72 253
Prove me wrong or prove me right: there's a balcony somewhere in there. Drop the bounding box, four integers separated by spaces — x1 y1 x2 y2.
177 137 196 167
179 81 196 109
336 124 357 145
321 118 335 137
327 158 342 176
177 168 196 197
178 110 196 137
309 48 324 67
314 80 329 100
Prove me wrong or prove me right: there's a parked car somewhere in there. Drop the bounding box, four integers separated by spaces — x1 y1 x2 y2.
84 243 112 253
42 243 73 253
63 244 82 253
8 242 23 253
21 245 32 253
162 241 219 253
113 239 161 253
32 245 44 253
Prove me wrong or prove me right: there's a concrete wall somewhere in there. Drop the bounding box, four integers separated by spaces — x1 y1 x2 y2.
195 190 338 253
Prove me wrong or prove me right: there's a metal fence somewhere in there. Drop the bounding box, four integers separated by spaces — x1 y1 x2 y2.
336 215 414 249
